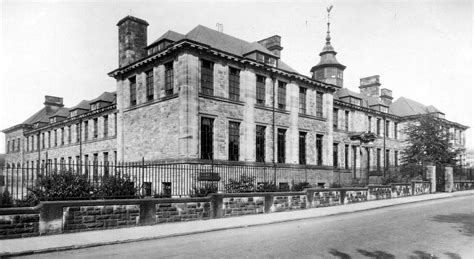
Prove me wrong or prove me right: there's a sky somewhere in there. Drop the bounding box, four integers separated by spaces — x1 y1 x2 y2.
0 0 472 153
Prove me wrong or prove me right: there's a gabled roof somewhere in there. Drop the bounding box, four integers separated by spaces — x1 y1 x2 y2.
367 96 387 107
51 107 70 118
184 25 275 58
241 41 276 56
23 107 51 125
150 30 185 46
335 88 363 99
70 100 90 111
390 97 442 117
89 92 116 105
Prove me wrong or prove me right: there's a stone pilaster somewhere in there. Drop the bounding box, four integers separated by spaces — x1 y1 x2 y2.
241 69 256 162
287 82 299 164
178 53 199 159
116 79 125 161
324 93 333 167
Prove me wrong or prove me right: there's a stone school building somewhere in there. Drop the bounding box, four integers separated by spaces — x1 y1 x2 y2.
3 15 468 189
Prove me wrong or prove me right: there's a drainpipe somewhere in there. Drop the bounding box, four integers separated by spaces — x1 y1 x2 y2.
383 116 386 178
37 132 41 174
79 119 83 173
271 75 276 186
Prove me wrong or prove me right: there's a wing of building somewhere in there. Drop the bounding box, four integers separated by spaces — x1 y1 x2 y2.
2 15 469 188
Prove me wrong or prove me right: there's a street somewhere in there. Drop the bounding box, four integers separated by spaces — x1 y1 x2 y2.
18 196 474 258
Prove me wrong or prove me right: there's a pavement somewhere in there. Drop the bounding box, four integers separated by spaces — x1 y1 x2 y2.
1 190 474 257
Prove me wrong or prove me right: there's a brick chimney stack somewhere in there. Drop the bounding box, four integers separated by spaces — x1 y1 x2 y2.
44 95 64 114
117 16 149 68
258 35 283 58
359 75 381 98
380 88 393 105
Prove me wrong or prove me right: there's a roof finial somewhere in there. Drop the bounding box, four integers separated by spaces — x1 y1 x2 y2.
326 5 333 43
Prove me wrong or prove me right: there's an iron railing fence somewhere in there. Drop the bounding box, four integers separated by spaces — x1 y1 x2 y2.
0 161 332 201
453 166 474 181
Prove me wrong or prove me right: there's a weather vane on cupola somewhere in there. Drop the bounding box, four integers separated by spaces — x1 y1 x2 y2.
326 5 333 44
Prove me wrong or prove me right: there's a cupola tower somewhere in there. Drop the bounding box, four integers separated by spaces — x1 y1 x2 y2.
310 6 346 87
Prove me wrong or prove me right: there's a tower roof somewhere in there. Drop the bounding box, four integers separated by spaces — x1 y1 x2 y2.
311 7 345 72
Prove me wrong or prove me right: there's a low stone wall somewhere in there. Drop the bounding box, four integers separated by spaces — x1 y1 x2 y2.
272 195 307 212
0 214 39 239
391 184 411 198
156 202 212 223
344 189 368 204
222 197 264 217
312 190 341 207
412 181 431 195
3 179 463 239
453 181 474 191
368 186 392 200
63 205 140 232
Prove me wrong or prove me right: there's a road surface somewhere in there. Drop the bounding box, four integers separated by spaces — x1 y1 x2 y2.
19 195 474 258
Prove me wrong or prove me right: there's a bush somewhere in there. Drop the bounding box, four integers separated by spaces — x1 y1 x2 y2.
292 182 310 191
225 175 255 193
27 170 94 205
256 182 277 192
0 189 13 207
191 182 218 197
24 170 138 205
95 174 137 199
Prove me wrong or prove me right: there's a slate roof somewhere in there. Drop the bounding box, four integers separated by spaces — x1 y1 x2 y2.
150 30 185 46
70 100 90 111
334 88 363 99
150 25 298 73
89 92 116 104
390 97 443 117
22 107 52 125
51 107 70 118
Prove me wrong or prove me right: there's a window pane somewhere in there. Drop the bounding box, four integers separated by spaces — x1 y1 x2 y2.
299 132 306 164
333 109 338 129
256 75 266 105
201 60 214 95
165 62 174 96
299 88 306 114
277 129 286 163
278 81 286 110
256 125 266 162
146 70 154 101
228 121 240 161
229 67 240 101
316 92 323 117
201 117 214 159
316 135 323 166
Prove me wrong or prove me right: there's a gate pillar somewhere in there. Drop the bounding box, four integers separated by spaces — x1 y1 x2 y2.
444 166 453 192
425 165 436 193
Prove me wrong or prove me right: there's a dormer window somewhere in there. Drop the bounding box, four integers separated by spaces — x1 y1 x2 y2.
70 110 78 117
380 106 388 113
50 117 56 123
256 53 276 67
147 41 171 55
350 97 362 106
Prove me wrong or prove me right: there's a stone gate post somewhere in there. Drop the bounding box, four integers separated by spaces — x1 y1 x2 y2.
444 166 453 192
425 164 436 193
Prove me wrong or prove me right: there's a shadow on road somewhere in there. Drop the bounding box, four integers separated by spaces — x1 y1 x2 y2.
356 249 395 258
431 213 474 237
409 250 439 259
329 249 351 259
328 249 462 259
